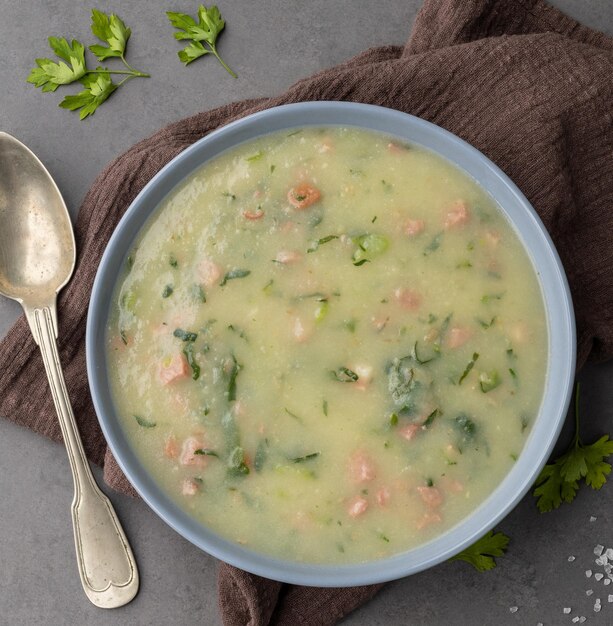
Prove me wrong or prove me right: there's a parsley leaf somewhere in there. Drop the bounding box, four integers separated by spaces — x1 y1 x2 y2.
28 38 87 92
449 530 510 571
89 9 131 61
166 4 237 77
27 10 149 119
533 383 613 512
59 71 117 119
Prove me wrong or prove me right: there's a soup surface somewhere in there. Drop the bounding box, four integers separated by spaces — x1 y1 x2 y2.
107 127 547 563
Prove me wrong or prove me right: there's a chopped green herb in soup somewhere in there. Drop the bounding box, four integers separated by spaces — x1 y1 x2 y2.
107 127 547 563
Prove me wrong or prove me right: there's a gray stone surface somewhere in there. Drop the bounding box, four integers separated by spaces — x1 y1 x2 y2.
0 0 611 624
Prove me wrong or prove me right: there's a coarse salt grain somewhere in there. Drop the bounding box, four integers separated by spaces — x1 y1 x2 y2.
586 589 594 596
595 545 604 556
579 617 586 623
609 594 613 603
568 555 576 562
595 573 604 581
563 608 572 614
594 603 601 613
590 516 597 522
606 548 613 560
595 556 608 566
605 579 611 586
509 607 518 613
605 564 612 574
572 618 580 624
586 570 593 578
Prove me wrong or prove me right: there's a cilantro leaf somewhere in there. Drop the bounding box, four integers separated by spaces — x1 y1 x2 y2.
59 71 117 119
89 9 131 61
27 38 87 91
166 4 237 77
449 530 510 571
533 383 613 512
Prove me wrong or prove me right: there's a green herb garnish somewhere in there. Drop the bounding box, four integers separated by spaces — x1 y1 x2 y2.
194 448 219 457
173 328 198 342
423 408 440 428
423 232 443 256
227 445 250 476
458 352 479 384
290 452 320 463
254 439 268 472
190 283 207 303
134 414 156 428
162 284 174 298
166 4 236 77
449 530 510 572
220 269 251 286
479 370 501 393
307 234 339 253
323 399 328 416
225 354 241 401
169 253 178 268
352 233 389 264
27 10 149 120
183 343 200 380
330 367 359 383
533 383 613 512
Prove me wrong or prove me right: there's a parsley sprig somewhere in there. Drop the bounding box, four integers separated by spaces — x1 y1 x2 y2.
166 4 237 77
533 383 613 512
27 9 149 119
449 530 510 572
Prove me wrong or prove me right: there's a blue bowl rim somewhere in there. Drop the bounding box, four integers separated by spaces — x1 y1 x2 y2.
86 101 576 586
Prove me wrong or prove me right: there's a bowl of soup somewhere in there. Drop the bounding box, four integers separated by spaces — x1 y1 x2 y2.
86 102 575 585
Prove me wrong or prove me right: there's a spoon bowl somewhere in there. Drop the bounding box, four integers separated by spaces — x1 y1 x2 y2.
0 132 75 307
0 132 138 608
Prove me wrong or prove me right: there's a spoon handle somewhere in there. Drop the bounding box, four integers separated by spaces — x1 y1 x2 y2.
26 304 139 609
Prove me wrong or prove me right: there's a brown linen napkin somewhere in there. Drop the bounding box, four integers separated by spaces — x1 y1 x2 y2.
1 0 612 623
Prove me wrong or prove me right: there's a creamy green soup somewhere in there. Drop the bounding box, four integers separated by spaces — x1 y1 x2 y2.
107 127 547 563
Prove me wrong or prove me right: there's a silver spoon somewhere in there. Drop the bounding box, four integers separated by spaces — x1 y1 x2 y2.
0 132 139 608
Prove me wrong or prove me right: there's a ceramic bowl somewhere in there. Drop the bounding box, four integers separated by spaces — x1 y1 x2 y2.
86 102 575 586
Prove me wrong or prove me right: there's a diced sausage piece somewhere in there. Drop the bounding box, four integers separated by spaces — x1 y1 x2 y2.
291 316 311 343
416 511 442 529
444 200 470 229
399 423 420 441
180 436 208 467
416 485 443 508
243 208 265 220
387 142 406 154
280 221 298 234
485 230 501 249
348 452 376 483
354 364 373 390
198 258 222 287
509 321 529 344
347 496 369 518
275 250 302 264
376 486 391 507
445 478 464 494
159 353 190 385
287 183 321 209
164 435 179 459
317 137 334 153
404 219 425 237
394 288 421 311
446 326 472 349
182 479 200 496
